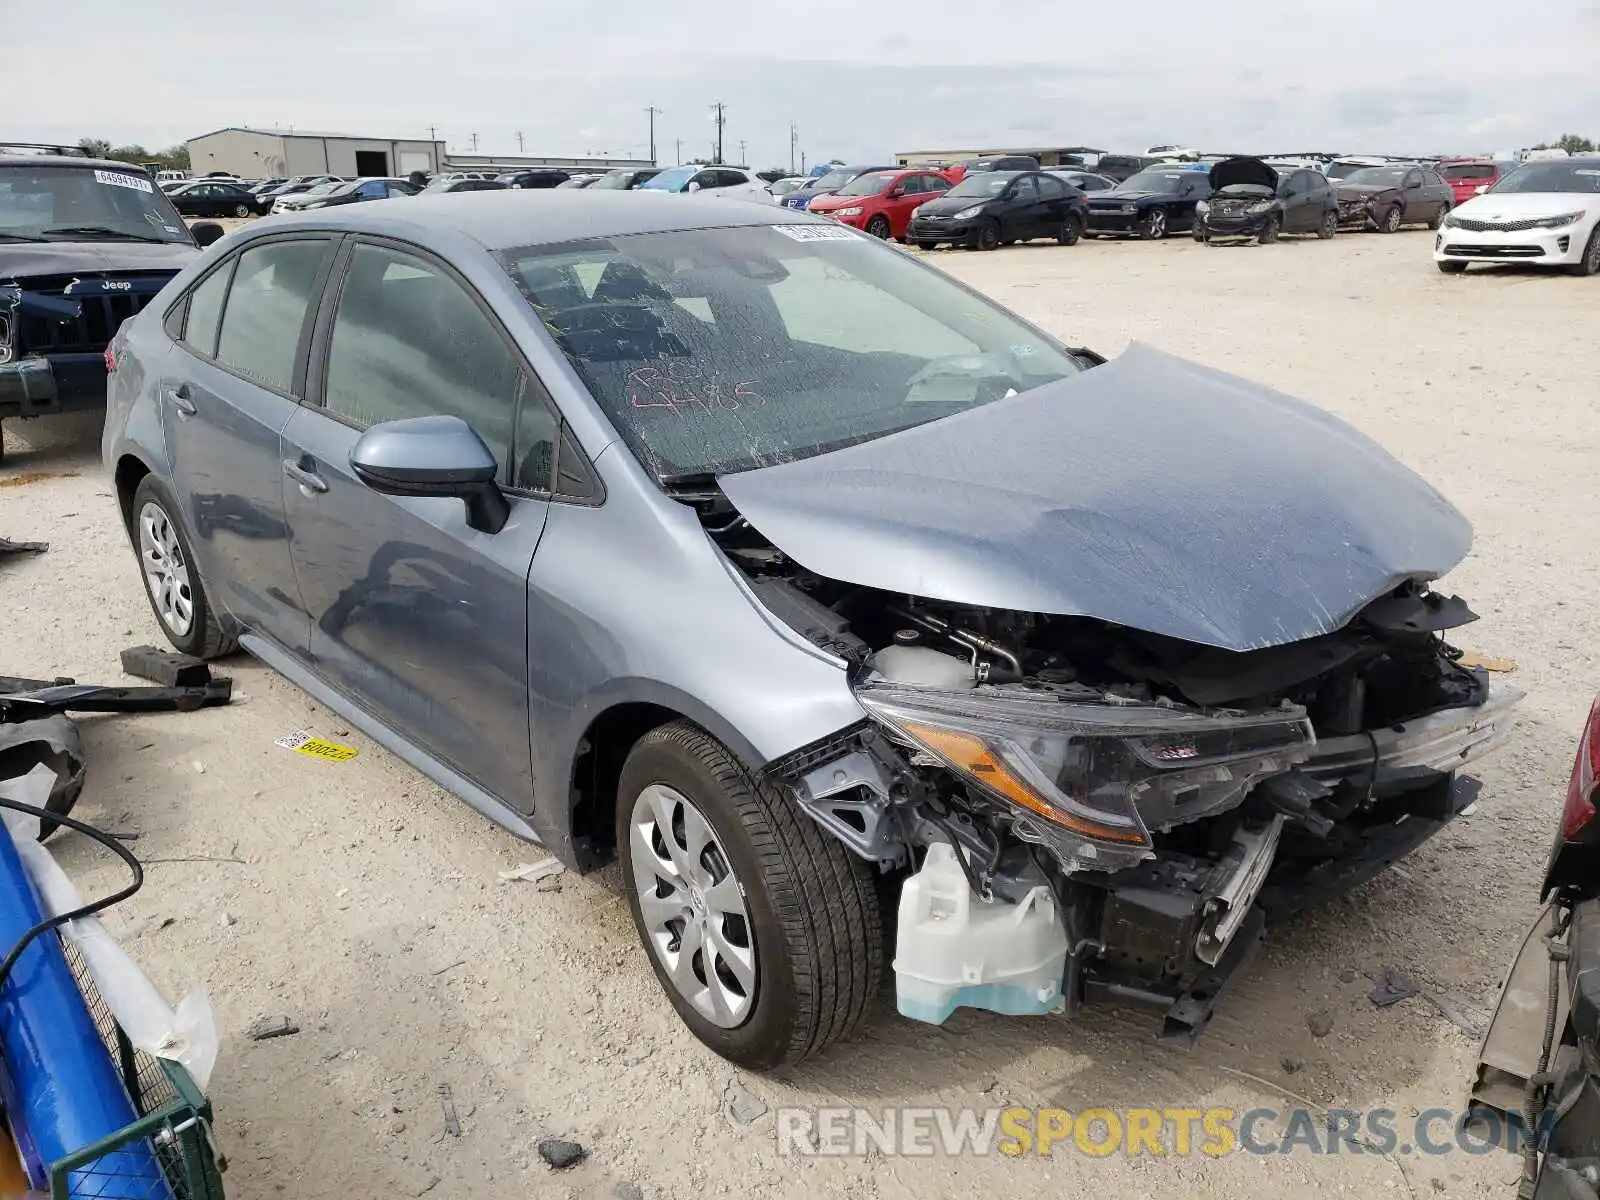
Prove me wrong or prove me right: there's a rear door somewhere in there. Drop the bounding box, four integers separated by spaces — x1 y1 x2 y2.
159 234 336 654
1034 173 1072 234
1400 169 1426 222
278 237 553 812
1282 171 1312 232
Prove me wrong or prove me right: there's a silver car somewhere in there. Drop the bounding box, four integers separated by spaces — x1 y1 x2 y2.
103 191 1516 1067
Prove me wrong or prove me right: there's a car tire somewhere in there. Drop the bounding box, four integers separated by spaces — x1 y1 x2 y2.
865 215 892 239
233 203 250 218
1378 205 1402 234
1258 214 1281 244
1318 211 1338 239
617 720 884 1069
973 221 1001 251
1057 213 1083 246
1436 260 1468 274
1565 224 1600 276
129 476 237 660
916 241 937 251
1138 209 1168 240
1429 205 1449 230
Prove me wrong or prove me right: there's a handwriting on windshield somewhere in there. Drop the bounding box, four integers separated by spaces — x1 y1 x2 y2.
628 364 764 413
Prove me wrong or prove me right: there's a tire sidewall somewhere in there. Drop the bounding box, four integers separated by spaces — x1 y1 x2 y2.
1141 209 1167 239
616 735 806 1066
1383 206 1401 233
866 215 891 239
129 475 212 657
1058 213 1082 246
974 221 1000 250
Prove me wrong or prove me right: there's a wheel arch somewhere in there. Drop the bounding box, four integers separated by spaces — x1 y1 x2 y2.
114 453 153 533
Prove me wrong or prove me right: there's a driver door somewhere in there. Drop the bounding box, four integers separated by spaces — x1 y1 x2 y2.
1401 170 1426 222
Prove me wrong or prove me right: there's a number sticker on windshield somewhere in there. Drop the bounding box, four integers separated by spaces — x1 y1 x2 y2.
94 169 154 194
769 223 858 242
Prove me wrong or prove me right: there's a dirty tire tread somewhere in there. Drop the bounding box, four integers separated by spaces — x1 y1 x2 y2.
629 721 883 1066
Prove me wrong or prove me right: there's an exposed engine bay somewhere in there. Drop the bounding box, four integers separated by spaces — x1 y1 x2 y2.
690 483 1521 1041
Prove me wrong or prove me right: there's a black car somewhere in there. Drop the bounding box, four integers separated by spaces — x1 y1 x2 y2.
1336 164 1453 233
167 179 265 218
1093 153 1159 182
0 153 220 458
1196 158 1339 244
907 170 1087 251
420 177 509 195
958 154 1040 175
297 177 419 209
1048 169 1118 192
585 168 664 190
1084 167 1211 239
499 169 572 189
779 164 896 212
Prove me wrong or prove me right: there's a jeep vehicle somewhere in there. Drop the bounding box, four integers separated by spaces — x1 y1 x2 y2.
0 146 221 458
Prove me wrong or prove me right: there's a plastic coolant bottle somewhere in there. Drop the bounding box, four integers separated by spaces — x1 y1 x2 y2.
893 841 1070 1024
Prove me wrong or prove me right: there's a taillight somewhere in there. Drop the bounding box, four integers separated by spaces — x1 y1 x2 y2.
1559 695 1600 840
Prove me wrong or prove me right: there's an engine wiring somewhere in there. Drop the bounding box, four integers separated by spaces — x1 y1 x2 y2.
0 793 144 994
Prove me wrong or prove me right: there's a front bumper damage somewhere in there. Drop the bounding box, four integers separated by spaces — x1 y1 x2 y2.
781 677 1520 1042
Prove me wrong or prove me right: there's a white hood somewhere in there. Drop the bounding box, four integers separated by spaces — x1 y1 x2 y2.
1455 191 1600 219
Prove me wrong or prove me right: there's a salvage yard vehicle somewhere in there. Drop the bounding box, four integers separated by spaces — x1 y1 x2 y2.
807 169 951 240
1195 157 1338 243
907 170 1087 249
1084 166 1211 239
0 148 221 460
1437 157 1515 206
104 191 1519 1068
1336 164 1453 233
775 164 897 211
166 179 267 218
296 177 420 209
1472 694 1600 1198
1434 158 1600 275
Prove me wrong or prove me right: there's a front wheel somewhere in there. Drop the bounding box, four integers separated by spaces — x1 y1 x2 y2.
916 241 937 251
1056 213 1083 246
129 476 236 659
1436 260 1468 274
865 215 891 239
1258 214 1281 244
1138 208 1168 240
1377 205 1402 234
1318 211 1338 239
619 721 884 1069
971 221 1001 251
1569 225 1600 277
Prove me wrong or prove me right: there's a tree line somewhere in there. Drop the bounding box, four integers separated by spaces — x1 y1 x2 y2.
76 138 191 170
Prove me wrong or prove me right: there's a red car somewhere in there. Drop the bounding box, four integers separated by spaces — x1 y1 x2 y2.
1437 158 1513 205
807 169 954 240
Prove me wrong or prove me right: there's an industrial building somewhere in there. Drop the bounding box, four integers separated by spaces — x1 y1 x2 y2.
186 127 447 179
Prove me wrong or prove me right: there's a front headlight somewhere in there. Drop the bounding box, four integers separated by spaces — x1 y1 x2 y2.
1195 200 1210 214
1442 212 1460 229
1245 201 1273 214
954 205 985 220
835 206 863 217
1119 204 1138 213
1532 211 1584 230
855 682 1315 872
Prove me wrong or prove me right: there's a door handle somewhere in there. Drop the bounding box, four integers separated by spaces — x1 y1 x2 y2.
164 384 196 417
283 459 328 494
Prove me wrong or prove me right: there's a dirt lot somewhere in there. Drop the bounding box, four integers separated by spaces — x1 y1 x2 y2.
2 227 1597 1199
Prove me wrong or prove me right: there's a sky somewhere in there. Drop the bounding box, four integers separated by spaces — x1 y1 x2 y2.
6 0 1599 169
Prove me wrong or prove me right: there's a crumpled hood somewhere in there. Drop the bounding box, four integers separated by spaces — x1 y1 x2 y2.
0 241 197 278
1338 183 1394 200
1210 157 1278 192
717 343 1471 653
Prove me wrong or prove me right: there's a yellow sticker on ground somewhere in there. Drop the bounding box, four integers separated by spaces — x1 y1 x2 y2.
274 730 359 762
1456 649 1517 673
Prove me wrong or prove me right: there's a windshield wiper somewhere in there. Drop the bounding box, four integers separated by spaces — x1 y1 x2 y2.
38 226 172 243
0 232 48 242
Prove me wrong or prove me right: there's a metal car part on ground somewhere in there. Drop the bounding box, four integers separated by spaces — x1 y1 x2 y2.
103 191 1519 1068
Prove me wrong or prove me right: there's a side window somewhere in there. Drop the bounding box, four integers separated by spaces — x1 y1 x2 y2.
510 383 560 493
714 170 747 189
1036 175 1066 200
322 243 522 471
178 261 233 358
921 174 950 193
690 171 718 190
1009 176 1038 200
1403 170 1421 190
214 240 328 393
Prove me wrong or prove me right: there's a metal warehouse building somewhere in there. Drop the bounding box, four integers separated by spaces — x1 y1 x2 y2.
186 127 447 179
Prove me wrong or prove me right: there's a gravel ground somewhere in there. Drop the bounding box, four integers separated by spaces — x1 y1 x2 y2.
2 225 1596 1200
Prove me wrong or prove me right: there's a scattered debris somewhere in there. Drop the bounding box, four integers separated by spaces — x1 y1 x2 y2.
537 1137 586 1169
1281 1056 1305 1075
0 535 48 558
0 470 77 489
119 644 212 688
248 1016 300 1041
1369 967 1421 1008
1455 649 1517 673
614 1183 645 1200
431 959 466 976
218 912 236 927
414 1175 441 1196
498 857 565 885
1423 989 1489 1040
725 1077 769 1125
439 1083 462 1137
274 730 359 762
191 760 205 774
1305 1008 1335 1039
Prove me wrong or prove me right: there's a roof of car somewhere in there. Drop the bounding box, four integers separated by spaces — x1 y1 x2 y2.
0 154 153 172
263 189 825 249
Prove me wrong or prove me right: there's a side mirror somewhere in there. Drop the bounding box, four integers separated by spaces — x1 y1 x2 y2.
350 415 509 534
887 187 905 198
1474 184 1488 195
191 222 225 248
686 180 702 193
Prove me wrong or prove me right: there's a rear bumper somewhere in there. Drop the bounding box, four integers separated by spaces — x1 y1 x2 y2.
0 354 107 419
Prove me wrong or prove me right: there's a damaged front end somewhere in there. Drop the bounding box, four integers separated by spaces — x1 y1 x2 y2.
705 496 1519 1042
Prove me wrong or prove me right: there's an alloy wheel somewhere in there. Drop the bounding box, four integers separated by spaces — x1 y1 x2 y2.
1144 210 1167 239
1589 232 1600 275
628 783 757 1029
866 216 891 239
138 501 194 637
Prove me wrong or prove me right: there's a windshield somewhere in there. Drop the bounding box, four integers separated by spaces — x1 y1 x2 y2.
769 178 804 196
639 166 697 192
809 170 854 192
1489 163 1600 194
837 172 896 197
500 225 1082 477
0 164 193 244
1119 171 1186 191
1341 167 1408 187
589 171 636 190
946 173 1016 198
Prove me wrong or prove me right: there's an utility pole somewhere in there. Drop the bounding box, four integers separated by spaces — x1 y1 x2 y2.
710 102 726 165
645 106 661 165
675 137 682 165
738 138 747 166
470 131 479 152
428 125 438 141
515 130 525 152
789 123 798 174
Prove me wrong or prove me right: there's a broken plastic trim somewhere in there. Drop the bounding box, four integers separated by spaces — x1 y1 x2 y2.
1194 815 1283 966
0 678 233 724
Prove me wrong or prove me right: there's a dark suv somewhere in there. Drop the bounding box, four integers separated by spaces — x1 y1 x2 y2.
0 148 220 458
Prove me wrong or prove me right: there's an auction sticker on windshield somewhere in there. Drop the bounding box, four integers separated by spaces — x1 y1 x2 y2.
94 169 154 194
770 224 858 242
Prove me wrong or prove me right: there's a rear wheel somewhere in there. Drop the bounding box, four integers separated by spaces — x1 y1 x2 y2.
1138 208 1168 240
618 721 883 1068
972 220 1001 251
129 476 236 659
1258 214 1281 244
1436 260 1468 274
1570 225 1600 277
1318 211 1338 239
865 215 891 239
1057 213 1083 246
